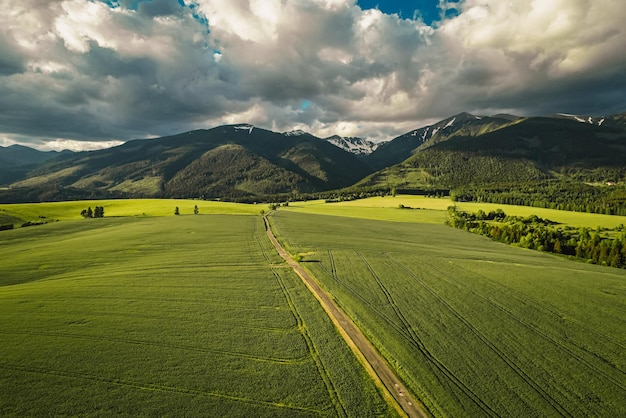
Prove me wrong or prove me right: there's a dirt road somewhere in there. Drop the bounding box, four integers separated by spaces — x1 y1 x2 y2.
263 215 429 418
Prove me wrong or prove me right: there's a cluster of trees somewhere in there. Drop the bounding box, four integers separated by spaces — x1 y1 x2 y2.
447 207 626 268
451 181 626 215
81 206 105 218
268 202 289 210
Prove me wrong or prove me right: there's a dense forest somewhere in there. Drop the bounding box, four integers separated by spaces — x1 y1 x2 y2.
451 180 626 215
446 207 626 268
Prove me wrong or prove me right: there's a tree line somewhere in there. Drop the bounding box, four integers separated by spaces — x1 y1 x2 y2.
446 207 626 268
451 180 626 216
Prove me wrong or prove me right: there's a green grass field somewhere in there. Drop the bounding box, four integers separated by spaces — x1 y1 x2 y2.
284 196 626 228
2 197 626 417
0 199 263 225
0 213 396 417
269 211 626 417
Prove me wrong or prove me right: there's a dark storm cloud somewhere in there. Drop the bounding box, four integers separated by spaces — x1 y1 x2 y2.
0 34 26 75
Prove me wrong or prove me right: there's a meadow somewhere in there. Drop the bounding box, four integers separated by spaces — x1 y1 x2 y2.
269 210 626 417
0 211 396 416
283 196 626 228
0 198 263 224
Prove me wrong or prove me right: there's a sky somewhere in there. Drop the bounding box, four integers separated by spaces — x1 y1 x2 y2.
1 0 625 151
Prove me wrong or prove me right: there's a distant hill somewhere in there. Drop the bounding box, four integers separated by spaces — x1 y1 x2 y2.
0 145 72 185
358 113 626 190
1 125 373 202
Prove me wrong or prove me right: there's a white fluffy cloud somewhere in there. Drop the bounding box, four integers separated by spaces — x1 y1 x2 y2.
0 0 624 150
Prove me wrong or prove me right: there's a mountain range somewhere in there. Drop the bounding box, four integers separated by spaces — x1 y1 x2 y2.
1 111 625 202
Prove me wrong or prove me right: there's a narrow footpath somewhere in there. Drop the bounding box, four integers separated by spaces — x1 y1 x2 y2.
263 215 428 418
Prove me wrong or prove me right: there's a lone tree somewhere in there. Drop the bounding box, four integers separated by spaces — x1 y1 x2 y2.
194 205 199 215
174 206 180 216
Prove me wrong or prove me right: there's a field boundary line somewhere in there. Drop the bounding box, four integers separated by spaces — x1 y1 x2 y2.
264 214 429 418
0 330 306 364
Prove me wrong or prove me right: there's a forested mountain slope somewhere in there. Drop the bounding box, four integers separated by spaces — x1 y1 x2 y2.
358 114 626 190
1 125 373 202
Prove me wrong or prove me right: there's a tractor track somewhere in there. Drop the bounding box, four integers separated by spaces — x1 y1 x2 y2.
389 256 573 418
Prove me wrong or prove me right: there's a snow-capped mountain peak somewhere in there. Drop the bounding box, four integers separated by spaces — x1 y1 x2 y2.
283 129 308 137
233 124 254 134
554 113 606 126
402 112 482 145
325 135 379 155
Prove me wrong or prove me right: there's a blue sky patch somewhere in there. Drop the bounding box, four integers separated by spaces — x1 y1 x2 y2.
357 0 460 25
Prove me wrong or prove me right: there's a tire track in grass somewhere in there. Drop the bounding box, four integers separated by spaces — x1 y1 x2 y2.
356 251 488 417
256 217 348 417
0 331 307 365
455 260 626 352
436 262 626 388
321 251 463 417
327 250 338 283
0 362 324 416
388 256 573 418
429 261 626 412
265 215 428 418
271 269 348 418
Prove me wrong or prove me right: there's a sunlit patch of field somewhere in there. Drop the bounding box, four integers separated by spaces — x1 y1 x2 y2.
284 196 626 228
0 199 263 224
283 198 447 224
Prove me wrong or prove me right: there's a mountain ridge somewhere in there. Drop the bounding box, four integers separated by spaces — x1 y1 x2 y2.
358 114 626 191
2 111 625 203
1 124 373 202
